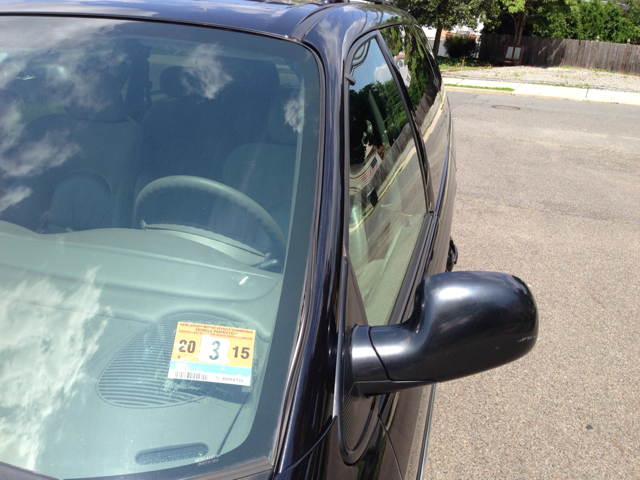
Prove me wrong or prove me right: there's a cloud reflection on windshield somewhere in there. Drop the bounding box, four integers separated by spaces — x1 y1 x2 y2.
0 269 108 470
0 47 126 211
0 17 133 214
284 96 304 133
0 186 32 213
0 101 80 211
184 45 232 99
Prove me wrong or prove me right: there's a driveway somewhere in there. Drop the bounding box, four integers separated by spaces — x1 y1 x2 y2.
424 91 640 479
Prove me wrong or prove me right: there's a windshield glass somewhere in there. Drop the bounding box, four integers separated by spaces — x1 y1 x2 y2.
0 16 320 479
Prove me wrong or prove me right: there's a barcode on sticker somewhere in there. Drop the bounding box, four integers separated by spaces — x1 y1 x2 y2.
169 371 209 381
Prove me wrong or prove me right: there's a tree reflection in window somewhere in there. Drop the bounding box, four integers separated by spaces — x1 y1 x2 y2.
380 25 439 130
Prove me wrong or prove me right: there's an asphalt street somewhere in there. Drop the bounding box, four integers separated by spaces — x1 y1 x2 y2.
423 91 640 479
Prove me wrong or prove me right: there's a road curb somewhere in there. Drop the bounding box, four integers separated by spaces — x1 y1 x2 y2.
445 86 515 95
444 83 640 106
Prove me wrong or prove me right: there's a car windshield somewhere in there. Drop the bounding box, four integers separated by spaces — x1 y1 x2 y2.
0 16 320 479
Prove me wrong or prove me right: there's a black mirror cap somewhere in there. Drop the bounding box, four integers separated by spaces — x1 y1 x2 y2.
348 271 538 397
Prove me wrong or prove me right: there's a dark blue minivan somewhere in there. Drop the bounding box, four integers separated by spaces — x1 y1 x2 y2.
0 1 538 479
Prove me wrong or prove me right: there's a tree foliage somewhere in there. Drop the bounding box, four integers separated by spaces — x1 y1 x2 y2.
578 0 636 42
629 0 640 43
380 26 432 108
489 0 563 43
444 34 480 56
487 0 640 44
396 0 484 55
398 0 640 49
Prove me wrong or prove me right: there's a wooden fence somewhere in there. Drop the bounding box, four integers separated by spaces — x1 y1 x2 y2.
478 33 640 76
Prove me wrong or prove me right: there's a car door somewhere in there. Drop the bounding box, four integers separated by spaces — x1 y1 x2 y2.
336 30 436 478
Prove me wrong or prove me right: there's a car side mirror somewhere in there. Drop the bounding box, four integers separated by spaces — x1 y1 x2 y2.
344 271 538 397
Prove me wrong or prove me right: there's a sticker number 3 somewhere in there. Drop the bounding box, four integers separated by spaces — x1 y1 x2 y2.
198 336 231 364
209 341 220 361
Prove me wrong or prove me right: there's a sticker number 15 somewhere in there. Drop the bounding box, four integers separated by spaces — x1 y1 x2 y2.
232 346 250 359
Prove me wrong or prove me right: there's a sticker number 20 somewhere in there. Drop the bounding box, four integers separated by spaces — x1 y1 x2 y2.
178 339 196 354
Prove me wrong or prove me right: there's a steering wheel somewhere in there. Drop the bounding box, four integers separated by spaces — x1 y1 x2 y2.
134 175 286 257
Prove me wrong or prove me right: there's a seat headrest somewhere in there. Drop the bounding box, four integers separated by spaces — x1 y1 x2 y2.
160 62 231 99
227 59 279 98
160 66 201 98
160 58 280 100
64 67 127 122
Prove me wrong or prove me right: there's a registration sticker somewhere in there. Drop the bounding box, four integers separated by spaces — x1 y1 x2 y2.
168 322 255 386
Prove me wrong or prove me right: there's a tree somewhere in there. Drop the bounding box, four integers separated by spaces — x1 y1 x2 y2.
528 0 579 39
627 0 640 43
396 0 483 57
497 0 563 44
577 0 635 42
489 0 640 44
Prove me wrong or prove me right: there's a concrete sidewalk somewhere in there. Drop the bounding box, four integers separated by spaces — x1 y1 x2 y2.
444 77 640 106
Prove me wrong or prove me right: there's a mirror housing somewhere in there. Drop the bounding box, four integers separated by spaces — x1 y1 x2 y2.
345 271 538 397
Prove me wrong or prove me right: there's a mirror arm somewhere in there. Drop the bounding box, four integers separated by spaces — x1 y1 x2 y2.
345 323 433 398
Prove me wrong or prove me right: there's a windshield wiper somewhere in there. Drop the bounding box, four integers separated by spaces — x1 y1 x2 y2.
0 461 60 480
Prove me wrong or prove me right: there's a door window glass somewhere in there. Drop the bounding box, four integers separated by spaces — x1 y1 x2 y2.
380 25 437 117
381 25 449 194
347 38 427 326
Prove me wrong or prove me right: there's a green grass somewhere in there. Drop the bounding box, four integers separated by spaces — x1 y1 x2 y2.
549 82 590 89
444 83 515 92
560 65 613 74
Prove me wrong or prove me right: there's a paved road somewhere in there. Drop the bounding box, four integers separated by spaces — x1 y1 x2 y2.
424 91 640 479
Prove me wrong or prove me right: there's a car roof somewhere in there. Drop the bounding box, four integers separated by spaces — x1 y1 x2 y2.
0 0 402 39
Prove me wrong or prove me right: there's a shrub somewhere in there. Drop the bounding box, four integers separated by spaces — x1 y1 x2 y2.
577 0 636 43
444 34 479 58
